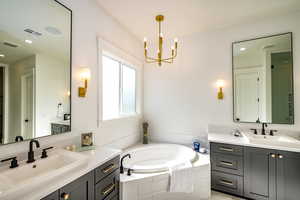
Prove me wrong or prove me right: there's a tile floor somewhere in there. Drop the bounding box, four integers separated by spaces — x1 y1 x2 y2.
210 191 246 200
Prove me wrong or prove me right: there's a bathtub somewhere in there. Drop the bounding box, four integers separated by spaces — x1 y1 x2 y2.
122 143 198 173
120 143 211 200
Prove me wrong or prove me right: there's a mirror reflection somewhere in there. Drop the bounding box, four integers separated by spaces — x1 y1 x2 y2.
0 0 71 144
233 33 293 124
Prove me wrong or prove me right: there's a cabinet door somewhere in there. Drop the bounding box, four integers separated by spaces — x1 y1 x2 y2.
244 147 276 200
59 172 94 200
41 191 59 200
276 150 300 200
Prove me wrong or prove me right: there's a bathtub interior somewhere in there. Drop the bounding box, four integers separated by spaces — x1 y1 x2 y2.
122 144 197 173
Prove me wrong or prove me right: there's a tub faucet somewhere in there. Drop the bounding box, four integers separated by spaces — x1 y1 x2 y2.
120 154 131 174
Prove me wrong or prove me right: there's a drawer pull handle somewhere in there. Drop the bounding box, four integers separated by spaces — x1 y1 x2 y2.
220 180 234 186
219 147 234 152
61 193 70 200
101 183 115 195
271 153 276 158
220 161 233 166
102 164 116 173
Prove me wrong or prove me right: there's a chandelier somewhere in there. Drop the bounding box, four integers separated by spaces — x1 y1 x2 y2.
144 15 178 66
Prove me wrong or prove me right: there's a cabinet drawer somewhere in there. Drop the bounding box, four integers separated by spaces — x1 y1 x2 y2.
211 153 243 176
211 142 243 156
95 156 120 183
212 171 243 196
95 169 119 200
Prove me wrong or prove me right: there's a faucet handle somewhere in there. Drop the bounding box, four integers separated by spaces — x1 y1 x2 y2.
250 128 258 135
41 147 53 158
127 168 133 176
1 156 19 168
269 130 277 136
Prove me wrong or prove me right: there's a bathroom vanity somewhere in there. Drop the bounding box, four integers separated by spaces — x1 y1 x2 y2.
209 133 300 200
0 146 121 200
41 155 120 200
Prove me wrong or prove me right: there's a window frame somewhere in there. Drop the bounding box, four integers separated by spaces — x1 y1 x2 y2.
102 53 137 121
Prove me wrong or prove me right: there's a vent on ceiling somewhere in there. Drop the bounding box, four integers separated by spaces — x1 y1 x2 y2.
3 41 19 48
24 28 42 36
262 44 275 50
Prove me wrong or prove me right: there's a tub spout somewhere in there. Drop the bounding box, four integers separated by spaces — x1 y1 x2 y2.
120 154 131 174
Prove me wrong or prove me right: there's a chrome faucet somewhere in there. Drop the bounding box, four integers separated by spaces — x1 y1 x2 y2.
27 139 40 163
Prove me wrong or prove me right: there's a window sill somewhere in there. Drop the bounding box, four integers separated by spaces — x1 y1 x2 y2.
101 113 142 123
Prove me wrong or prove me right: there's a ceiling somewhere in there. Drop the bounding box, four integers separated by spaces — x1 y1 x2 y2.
233 33 292 57
0 0 71 65
97 0 300 40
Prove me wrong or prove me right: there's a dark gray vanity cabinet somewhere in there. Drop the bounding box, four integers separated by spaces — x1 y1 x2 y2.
244 147 276 200
60 171 94 200
276 150 300 200
244 147 300 200
211 142 300 200
41 172 94 200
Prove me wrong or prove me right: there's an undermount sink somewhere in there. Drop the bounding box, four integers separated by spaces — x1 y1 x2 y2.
0 149 88 196
242 132 300 148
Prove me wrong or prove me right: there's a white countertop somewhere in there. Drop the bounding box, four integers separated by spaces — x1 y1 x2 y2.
208 132 300 153
0 146 121 200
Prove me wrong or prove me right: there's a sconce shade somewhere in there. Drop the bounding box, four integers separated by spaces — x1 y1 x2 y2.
80 68 91 80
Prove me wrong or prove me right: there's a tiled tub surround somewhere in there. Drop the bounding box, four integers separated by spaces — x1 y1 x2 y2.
120 144 211 200
0 146 121 200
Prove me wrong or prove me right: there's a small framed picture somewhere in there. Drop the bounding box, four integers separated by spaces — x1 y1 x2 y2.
81 132 93 147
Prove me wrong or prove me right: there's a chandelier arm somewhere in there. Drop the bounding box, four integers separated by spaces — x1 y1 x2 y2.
145 56 159 61
161 55 177 61
162 60 173 64
146 60 160 64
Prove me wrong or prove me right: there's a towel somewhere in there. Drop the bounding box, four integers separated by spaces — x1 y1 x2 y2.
168 161 194 193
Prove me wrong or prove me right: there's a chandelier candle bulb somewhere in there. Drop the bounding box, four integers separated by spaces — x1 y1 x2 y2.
144 38 147 48
174 38 178 49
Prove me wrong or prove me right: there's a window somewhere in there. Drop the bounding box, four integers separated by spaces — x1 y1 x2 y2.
102 55 136 120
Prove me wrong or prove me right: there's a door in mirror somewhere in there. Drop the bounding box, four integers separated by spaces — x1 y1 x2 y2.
233 33 293 124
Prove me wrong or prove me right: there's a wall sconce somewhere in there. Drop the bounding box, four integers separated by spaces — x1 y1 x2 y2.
78 67 91 97
216 80 225 100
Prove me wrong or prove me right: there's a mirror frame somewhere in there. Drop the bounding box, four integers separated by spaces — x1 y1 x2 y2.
232 32 294 124
0 0 73 146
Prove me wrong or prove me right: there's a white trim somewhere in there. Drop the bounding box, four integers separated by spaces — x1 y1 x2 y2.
0 64 9 144
20 69 35 138
97 37 143 125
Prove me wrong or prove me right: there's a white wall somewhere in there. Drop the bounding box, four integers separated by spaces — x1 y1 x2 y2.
35 54 70 137
8 56 35 143
0 0 143 157
144 12 300 146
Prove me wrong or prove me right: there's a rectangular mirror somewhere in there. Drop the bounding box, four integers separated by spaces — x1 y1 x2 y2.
233 33 293 124
0 0 72 145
